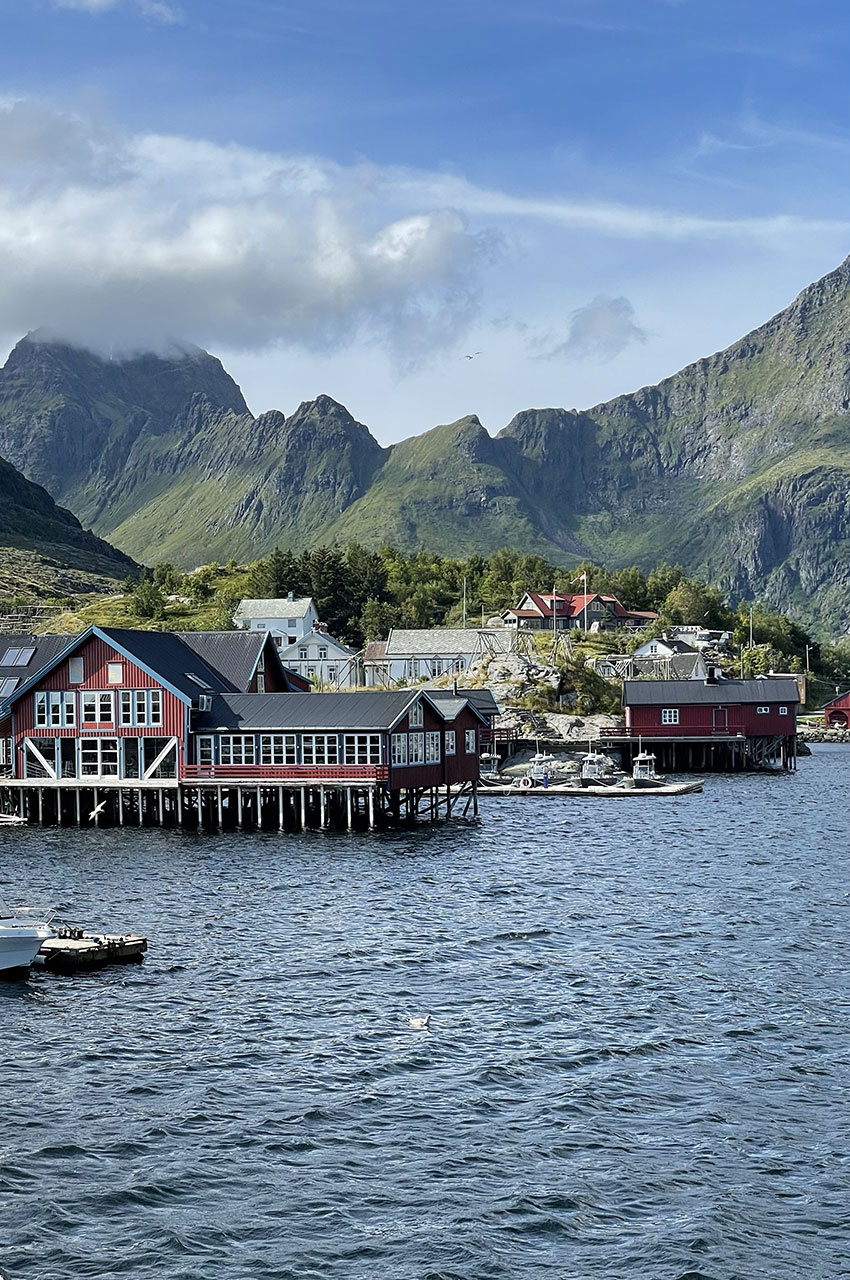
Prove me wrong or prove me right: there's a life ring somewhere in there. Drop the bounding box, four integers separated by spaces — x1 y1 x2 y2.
519 775 534 789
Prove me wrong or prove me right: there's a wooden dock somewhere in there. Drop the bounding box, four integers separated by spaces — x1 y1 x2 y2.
36 929 147 972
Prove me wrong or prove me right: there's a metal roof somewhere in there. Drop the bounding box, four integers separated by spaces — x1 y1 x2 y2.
386 628 486 656
623 677 800 705
234 597 315 620
429 687 501 717
0 634 71 713
176 630 289 692
193 690 419 732
100 628 234 699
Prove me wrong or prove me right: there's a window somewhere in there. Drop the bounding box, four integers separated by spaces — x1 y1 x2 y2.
260 734 297 765
80 738 119 777
409 732 425 764
107 662 123 685
327 666 337 684
82 692 114 724
69 657 84 684
756 705 770 715
256 672 266 694
409 700 423 727
0 677 18 697
220 736 255 766
590 601 603 612
343 734 381 765
318 646 328 660
425 731 441 763
465 729 477 754
779 706 789 716
445 730 456 755
198 736 214 766
391 733 408 766
0 737 11 768
302 734 339 766
287 618 297 629
660 708 679 725
24 738 57 778
299 648 308 660
119 690 163 727
1 646 35 666
35 691 75 727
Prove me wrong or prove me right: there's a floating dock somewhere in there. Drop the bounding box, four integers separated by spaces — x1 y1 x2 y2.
36 929 147 972
475 779 703 797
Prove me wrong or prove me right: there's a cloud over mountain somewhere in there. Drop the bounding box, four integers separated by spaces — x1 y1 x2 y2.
0 100 494 363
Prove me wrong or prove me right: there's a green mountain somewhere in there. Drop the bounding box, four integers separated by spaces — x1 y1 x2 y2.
3 255 850 629
0 452 135 598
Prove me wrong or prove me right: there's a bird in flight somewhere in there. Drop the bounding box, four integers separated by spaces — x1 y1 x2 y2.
462 351 482 360
89 799 107 821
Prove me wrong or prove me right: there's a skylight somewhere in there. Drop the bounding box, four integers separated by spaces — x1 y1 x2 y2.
184 672 212 690
0 647 35 667
0 677 18 697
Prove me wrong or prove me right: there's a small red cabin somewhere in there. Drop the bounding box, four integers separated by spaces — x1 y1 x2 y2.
822 689 850 728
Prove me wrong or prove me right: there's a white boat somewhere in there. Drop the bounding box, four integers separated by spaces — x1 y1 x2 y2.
580 750 619 784
631 751 666 787
479 752 502 782
0 899 54 973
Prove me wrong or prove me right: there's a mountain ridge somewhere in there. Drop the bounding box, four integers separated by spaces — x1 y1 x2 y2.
2 256 850 629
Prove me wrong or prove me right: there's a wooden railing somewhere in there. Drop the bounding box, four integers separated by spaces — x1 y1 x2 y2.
181 764 389 782
599 725 746 738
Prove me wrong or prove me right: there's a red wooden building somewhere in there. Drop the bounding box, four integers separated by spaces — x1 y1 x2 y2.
601 675 800 771
821 689 850 727
0 626 485 829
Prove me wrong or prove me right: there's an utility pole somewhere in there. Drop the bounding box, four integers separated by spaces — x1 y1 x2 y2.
462 577 467 629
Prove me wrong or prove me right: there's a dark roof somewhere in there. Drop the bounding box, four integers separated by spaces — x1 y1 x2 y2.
430 687 501 718
0 634 76 708
193 691 420 732
100 628 233 699
623 677 800 706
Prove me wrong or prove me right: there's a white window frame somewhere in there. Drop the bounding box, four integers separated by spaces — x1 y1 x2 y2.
82 691 115 725
391 733 408 766
79 737 120 778
35 691 75 728
445 730 456 755
464 729 477 754
68 657 84 684
107 662 123 685
756 705 770 715
779 706 789 716
660 708 679 725
302 734 339 766
409 700 424 727
220 735 256 766
343 734 382 765
425 731 441 763
409 732 425 764
119 689 163 727
198 736 214 766
259 734 297 766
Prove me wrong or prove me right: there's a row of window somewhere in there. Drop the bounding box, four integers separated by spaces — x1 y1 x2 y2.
23 736 176 780
660 706 789 724
202 733 384 768
35 690 163 728
390 728 476 766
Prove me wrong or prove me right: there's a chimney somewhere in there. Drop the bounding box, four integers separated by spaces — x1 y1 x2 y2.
287 591 294 601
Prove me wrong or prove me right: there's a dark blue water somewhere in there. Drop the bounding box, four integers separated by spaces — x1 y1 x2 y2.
2 747 849 1280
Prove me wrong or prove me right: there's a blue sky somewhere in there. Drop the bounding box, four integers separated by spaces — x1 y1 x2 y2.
2 0 850 440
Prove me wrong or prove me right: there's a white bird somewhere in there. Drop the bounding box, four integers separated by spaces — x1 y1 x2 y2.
89 800 107 821
408 1015 431 1030
462 351 482 360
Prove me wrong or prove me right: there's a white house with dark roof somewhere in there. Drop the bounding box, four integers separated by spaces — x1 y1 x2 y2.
233 595 319 646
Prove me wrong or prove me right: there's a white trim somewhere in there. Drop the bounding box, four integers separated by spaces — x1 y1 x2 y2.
143 737 178 779
24 737 57 779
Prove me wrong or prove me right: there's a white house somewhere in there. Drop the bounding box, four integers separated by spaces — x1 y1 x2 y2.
363 628 516 687
276 627 360 688
233 595 319 646
632 635 699 659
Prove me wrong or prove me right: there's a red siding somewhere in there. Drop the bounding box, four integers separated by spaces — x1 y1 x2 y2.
626 701 795 737
13 634 187 763
387 703 481 789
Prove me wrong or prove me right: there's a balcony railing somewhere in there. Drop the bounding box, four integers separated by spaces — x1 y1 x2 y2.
182 764 389 782
599 725 746 738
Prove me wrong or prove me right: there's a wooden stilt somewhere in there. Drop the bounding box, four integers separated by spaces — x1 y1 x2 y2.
300 787 306 830
368 788 376 829
320 785 327 829
346 787 353 830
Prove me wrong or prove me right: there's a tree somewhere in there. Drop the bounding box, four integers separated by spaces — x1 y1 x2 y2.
132 578 166 620
659 578 732 630
646 563 685 609
360 597 398 641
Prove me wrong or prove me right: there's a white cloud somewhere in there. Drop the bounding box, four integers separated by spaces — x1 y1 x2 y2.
538 295 648 361
0 100 495 364
52 0 182 23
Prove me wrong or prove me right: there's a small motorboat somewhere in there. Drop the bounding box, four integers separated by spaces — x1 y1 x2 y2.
580 750 621 786
631 751 666 787
0 899 54 974
479 752 502 782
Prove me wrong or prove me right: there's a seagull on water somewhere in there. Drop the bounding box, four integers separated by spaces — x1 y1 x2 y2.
408 1015 431 1030
89 800 107 821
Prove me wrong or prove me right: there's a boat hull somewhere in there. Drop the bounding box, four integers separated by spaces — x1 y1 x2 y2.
0 925 52 973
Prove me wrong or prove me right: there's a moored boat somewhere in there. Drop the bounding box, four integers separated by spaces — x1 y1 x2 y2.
0 899 54 973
